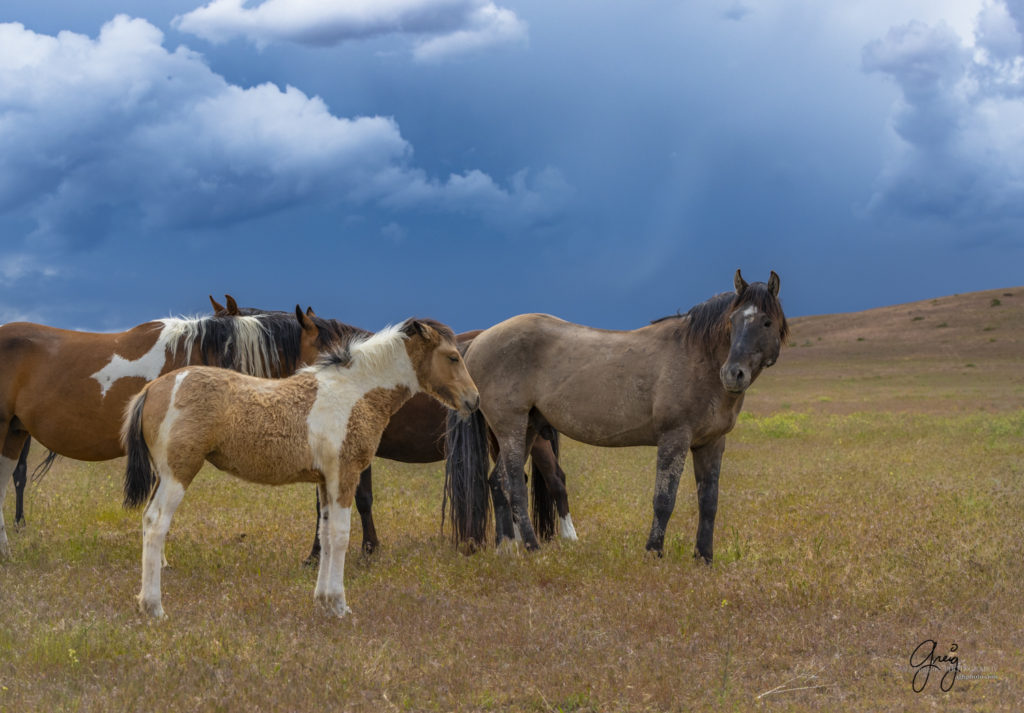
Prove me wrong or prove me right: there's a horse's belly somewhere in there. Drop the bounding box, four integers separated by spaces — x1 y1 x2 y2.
206 445 316 486
544 408 657 448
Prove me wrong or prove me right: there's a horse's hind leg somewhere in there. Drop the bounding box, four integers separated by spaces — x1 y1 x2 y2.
488 461 515 546
495 425 540 551
303 488 321 566
0 426 29 558
530 438 576 541
138 475 187 618
13 437 29 528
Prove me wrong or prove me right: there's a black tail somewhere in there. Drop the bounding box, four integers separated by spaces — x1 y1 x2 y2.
530 428 561 540
122 390 156 509
30 449 59 482
443 408 491 548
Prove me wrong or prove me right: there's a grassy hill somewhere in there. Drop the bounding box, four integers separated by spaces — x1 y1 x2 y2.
746 285 1024 414
1 287 1022 712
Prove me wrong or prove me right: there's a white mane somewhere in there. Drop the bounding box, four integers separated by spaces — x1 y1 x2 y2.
159 314 278 378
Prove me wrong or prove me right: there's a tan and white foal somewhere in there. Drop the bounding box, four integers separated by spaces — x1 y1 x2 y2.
122 318 478 618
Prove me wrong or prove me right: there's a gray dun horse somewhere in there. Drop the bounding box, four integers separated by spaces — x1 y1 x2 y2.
446 270 787 561
122 318 478 618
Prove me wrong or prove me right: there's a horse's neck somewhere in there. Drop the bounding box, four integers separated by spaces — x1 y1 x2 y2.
323 349 418 396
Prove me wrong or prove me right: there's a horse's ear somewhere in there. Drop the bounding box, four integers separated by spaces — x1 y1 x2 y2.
209 295 225 315
401 319 428 339
306 306 318 318
225 295 240 316
296 305 317 334
734 269 748 295
768 270 780 297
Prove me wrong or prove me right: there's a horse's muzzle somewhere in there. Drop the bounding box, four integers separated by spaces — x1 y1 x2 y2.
720 363 751 393
457 392 480 418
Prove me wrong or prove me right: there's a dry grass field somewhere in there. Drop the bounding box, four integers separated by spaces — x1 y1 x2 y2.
1 286 1022 712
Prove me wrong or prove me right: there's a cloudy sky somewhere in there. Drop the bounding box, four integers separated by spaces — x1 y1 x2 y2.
1 0 1022 331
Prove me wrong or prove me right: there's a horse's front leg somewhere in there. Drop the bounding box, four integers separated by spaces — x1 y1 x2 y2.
691 437 725 564
645 431 691 556
314 475 354 618
305 466 376 565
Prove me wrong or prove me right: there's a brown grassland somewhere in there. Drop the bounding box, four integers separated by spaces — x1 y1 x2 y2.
1 286 1023 712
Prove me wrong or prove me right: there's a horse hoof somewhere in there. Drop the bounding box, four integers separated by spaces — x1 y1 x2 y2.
495 539 521 556
316 595 352 618
361 541 376 556
137 596 165 619
302 554 320 567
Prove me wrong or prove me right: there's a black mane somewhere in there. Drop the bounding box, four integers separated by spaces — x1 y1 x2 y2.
652 283 788 355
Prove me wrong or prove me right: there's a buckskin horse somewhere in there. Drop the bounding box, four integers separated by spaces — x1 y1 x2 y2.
0 308 318 557
122 319 478 618
209 297 574 555
445 270 788 560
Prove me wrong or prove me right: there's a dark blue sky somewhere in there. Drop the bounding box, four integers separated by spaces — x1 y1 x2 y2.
1 0 1021 332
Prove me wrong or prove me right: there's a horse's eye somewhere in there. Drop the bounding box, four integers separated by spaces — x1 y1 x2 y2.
764 320 772 328
448 355 459 363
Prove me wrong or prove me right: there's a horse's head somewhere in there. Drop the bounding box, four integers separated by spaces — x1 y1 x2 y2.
720 270 788 393
401 319 480 418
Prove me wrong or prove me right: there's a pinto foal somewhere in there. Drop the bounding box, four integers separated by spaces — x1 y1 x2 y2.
122 318 478 618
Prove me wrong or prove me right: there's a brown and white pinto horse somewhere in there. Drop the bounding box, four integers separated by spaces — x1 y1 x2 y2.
122 319 478 618
0 310 318 557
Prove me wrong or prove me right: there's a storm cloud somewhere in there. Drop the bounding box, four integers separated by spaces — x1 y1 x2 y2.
863 0 1024 226
0 16 559 249
174 0 527 61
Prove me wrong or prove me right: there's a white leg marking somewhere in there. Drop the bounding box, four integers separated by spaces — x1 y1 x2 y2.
138 477 185 618
0 456 16 558
559 514 579 541
316 502 352 618
512 522 523 543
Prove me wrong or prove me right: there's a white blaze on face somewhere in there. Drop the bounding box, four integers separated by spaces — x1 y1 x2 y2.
741 305 760 325
91 321 176 397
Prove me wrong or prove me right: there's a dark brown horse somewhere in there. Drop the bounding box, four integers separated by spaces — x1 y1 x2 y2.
0 309 322 557
209 298 573 556
445 270 788 560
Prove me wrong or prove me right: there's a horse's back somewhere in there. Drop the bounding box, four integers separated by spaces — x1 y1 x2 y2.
466 314 679 446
